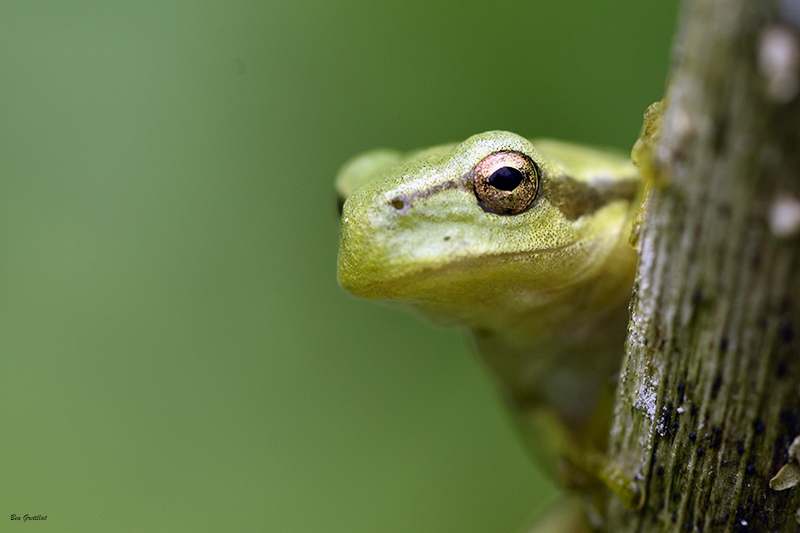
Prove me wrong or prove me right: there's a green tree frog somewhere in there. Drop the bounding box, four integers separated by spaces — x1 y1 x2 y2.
336 130 644 529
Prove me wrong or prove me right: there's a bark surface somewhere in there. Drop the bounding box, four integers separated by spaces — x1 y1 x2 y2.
605 0 800 531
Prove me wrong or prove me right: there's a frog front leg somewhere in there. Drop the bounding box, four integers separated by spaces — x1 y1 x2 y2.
519 402 643 513
472 310 643 525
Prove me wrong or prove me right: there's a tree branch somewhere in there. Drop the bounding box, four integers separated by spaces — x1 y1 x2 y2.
605 0 800 531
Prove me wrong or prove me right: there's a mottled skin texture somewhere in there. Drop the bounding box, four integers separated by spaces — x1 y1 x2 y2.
336 131 643 528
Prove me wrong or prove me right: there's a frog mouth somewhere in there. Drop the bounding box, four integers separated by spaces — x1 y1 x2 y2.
339 241 584 302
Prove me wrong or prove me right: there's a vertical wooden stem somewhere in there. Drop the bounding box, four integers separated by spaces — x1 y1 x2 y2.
605 0 800 531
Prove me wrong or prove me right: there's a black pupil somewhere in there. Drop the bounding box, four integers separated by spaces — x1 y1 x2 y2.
487 166 523 191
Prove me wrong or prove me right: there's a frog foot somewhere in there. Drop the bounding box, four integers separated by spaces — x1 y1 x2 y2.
580 448 643 510
560 445 644 511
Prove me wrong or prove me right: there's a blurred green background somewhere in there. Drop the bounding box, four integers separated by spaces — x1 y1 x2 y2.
0 1 676 531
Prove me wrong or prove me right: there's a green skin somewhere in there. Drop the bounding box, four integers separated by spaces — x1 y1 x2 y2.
336 131 643 518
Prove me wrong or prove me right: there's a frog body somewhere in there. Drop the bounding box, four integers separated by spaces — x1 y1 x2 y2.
336 130 643 522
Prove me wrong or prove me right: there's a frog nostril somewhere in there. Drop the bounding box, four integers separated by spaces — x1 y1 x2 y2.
390 198 405 210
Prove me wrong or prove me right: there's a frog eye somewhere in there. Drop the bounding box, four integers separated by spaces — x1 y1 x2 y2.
471 151 538 215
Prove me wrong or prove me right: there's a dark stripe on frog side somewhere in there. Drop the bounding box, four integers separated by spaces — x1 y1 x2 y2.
544 174 639 221
387 179 464 209
387 172 638 220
